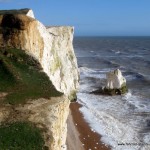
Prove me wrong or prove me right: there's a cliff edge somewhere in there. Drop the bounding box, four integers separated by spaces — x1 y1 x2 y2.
0 8 79 98
0 9 78 150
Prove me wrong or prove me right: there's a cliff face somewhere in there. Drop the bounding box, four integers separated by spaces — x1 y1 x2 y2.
0 97 69 150
0 9 79 97
46 26 79 97
0 9 78 150
0 47 69 150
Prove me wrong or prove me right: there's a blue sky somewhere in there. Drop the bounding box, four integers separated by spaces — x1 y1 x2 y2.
0 0 150 36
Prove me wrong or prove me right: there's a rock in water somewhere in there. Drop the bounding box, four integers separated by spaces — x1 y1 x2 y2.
104 69 127 95
106 69 126 89
90 69 127 96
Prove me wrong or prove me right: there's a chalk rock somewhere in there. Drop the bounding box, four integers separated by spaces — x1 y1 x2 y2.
88 69 127 96
0 8 79 150
0 9 79 99
106 69 126 89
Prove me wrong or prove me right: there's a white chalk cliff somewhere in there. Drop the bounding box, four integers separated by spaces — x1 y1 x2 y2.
0 9 79 97
0 9 79 150
46 26 79 97
106 69 126 89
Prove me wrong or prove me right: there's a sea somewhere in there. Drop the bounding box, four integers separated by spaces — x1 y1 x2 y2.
73 37 150 150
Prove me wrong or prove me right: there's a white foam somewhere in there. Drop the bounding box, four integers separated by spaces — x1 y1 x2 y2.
77 65 150 150
77 91 150 150
78 94 138 150
125 55 144 58
143 134 150 144
125 75 137 80
115 51 121 54
123 91 150 113
79 67 112 79
80 67 94 72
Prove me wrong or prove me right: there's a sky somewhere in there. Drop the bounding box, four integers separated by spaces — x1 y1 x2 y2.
0 0 150 36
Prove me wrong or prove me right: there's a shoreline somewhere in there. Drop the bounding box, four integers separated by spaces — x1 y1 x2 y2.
67 102 110 150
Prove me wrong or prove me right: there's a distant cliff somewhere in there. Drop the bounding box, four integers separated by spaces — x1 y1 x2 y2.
0 9 79 150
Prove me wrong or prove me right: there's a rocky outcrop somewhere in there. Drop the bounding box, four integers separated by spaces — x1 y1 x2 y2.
106 69 126 89
91 69 127 95
104 69 127 95
0 9 79 149
17 97 69 150
0 9 79 98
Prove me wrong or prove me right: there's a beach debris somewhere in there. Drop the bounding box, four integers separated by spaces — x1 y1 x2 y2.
91 69 127 95
91 128 95 132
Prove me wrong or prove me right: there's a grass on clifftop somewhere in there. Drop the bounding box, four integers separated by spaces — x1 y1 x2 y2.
0 122 45 150
0 9 30 15
0 48 62 105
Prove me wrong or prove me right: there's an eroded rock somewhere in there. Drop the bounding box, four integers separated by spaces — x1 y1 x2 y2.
91 69 127 96
104 69 127 95
106 69 126 89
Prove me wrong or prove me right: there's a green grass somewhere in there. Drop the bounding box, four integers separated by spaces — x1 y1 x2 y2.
0 48 62 105
0 122 45 150
0 9 30 15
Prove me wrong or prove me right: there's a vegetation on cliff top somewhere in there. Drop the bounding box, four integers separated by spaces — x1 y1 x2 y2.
0 9 30 15
0 122 45 150
0 48 62 105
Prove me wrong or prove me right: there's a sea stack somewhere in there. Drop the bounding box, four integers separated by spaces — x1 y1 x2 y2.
104 69 128 95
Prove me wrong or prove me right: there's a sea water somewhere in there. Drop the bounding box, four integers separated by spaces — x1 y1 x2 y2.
74 37 150 150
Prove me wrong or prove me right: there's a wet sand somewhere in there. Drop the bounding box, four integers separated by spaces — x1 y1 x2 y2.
67 102 110 150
